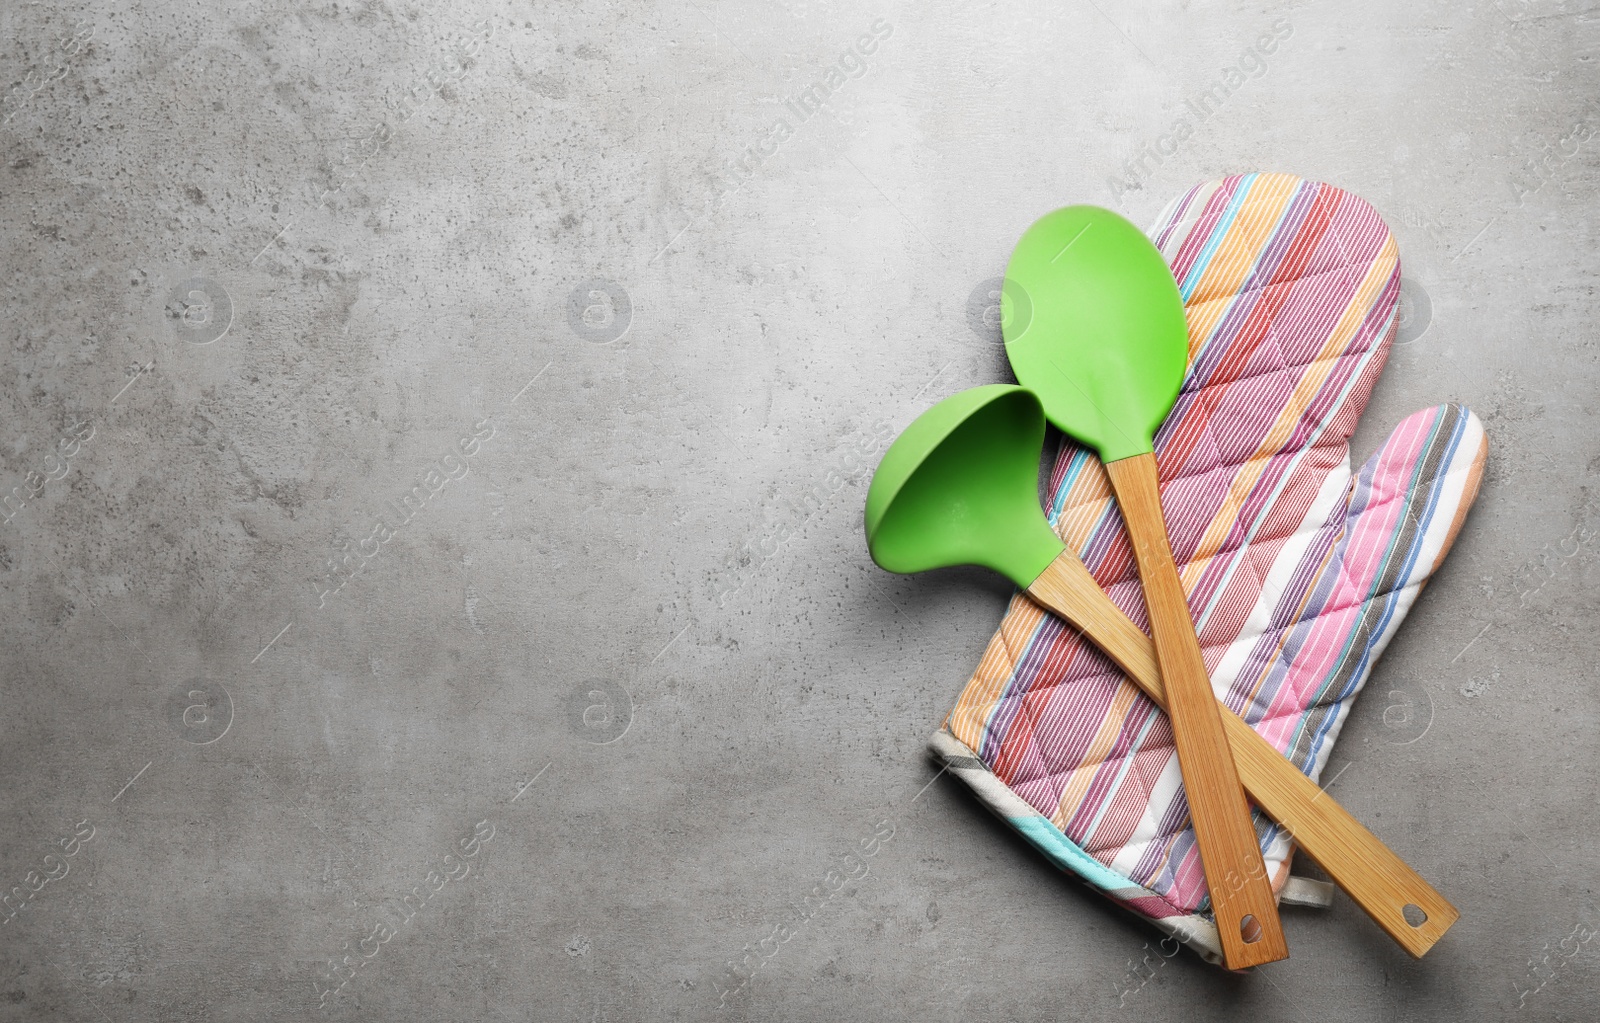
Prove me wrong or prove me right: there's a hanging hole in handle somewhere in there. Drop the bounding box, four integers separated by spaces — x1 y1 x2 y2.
1403 904 1428 927
1239 914 1263 943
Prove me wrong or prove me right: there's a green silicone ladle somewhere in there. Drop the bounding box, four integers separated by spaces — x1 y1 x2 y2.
865 384 1063 588
1001 204 1287 968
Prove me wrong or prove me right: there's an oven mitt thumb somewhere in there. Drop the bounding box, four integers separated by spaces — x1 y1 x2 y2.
927 173 1487 965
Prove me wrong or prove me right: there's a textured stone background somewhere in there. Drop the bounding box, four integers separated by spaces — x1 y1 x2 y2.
0 1 1596 1020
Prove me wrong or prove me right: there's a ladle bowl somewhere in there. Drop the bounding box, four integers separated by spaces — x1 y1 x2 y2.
865 384 1064 587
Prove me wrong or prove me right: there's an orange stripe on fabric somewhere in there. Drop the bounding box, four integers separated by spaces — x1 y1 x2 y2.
1053 461 1115 551
1179 175 1298 350
945 592 1048 750
1158 180 1313 481
1178 238 1397 591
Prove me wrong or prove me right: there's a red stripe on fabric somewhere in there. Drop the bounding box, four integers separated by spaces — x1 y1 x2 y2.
1061 703 1165 841
990 642 1122 789
1156 184 1334 477
1197 185 1338 391
1079 743 1175 859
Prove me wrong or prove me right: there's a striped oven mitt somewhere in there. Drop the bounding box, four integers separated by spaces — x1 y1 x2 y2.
929 173 1487 965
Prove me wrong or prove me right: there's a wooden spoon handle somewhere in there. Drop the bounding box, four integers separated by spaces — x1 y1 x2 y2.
1097 452 1287 968
1027 548 1458 958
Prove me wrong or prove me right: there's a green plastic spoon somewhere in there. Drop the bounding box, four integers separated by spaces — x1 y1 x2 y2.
1002 205 1286 969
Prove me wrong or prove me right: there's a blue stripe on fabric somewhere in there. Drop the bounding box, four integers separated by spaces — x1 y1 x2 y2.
1047 448 1093 526
1212 338 1387 717
1176 172 1259 301
979 613 1050 763
1075 712 1161 841
1010 815 1130 892
1228 178 1303 300
1301 408 1466 764
1327 408 1451 698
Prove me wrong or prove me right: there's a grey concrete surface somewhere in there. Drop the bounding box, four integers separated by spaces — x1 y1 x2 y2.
0 0 1596 1019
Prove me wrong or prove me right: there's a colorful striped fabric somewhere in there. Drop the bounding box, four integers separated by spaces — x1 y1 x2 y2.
929 173 1487 963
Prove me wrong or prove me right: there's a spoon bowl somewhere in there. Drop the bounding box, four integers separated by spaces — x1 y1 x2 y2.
1004 205 1189 462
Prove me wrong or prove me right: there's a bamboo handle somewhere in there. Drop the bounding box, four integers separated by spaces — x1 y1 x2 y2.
1026 549 1459 958
1099 453 1287 968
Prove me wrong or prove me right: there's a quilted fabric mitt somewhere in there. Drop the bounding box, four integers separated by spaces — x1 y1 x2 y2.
928 172 1487 964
